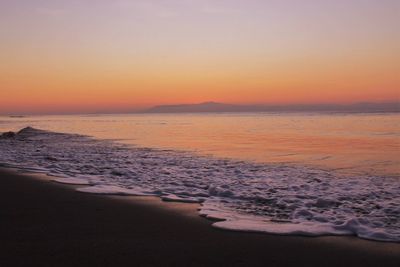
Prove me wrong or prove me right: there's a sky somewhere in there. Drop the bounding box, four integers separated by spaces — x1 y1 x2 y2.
0 0 399 114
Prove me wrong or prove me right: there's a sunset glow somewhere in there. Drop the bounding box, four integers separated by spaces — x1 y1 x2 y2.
1 0 399 114
1 1 400 258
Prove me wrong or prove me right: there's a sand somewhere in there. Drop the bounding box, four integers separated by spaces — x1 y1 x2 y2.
0 168 399 267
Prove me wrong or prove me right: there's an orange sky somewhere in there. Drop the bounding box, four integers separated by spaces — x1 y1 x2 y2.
0 0 399 114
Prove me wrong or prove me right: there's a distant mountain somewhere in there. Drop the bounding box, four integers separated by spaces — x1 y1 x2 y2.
144 101 400 113
146 102 244 113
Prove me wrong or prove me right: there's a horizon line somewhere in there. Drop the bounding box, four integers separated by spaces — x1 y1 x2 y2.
1 101 399 116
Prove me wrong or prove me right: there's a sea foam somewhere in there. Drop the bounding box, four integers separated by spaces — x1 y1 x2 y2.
0 127 399 242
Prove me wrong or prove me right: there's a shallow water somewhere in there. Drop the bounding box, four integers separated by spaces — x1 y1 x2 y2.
0 113 399 242
0 113 399 177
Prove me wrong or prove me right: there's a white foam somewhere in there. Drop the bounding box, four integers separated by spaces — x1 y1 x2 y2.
213 219 351 236
162 194 200 203
77 185 155 196
53 178 90 185
1 127 399 242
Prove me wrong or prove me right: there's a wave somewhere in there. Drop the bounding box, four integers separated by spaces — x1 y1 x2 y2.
1 127 399 242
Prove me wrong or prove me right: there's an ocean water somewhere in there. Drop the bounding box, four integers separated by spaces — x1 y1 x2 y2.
0 113 399 242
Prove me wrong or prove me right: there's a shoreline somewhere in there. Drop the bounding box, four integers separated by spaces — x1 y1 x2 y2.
0 168 399 266
1 126 399 242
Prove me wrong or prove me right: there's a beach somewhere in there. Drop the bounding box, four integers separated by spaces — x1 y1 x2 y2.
1 0 399 265
1 168 399 267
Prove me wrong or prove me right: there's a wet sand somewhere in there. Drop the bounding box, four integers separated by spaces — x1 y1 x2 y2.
0 168 399 267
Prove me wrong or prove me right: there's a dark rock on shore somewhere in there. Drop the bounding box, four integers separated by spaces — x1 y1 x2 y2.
1 131 16 138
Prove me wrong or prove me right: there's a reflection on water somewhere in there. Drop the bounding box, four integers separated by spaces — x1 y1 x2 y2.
0 112 399 177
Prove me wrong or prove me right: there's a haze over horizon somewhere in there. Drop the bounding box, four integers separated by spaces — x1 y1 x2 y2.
1 0 399 114
0 101 398 115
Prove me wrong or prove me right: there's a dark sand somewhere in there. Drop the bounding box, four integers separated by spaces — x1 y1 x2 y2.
0 168 399 267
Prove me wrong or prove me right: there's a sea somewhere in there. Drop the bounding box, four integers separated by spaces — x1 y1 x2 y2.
0 112 399 242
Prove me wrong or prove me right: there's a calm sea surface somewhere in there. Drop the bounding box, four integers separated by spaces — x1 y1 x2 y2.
1 112 399 177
